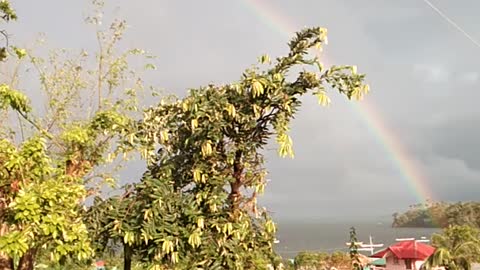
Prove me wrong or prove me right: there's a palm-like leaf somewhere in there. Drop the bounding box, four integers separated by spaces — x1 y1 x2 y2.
424 225 480 270
424 249 472 270
424 247 453 269
424 238 476 270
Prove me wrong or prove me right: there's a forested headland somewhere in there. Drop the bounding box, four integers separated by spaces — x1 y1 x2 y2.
392 201 480 228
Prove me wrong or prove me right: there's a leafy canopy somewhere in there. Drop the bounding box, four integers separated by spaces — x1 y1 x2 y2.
0 1 157 268
88 26 369 270
424 225 480 270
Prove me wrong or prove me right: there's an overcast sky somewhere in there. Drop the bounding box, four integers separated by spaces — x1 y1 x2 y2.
9 0 480 221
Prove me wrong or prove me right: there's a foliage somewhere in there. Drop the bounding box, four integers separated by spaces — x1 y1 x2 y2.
424 248 471 270
1 1 369 269
0 137 91 259
89 26 368 269
423 225 480 270
0 1 157 269
83 186 144 270
392 201 480 228
35 249 145 270
0 0 16 22
293 251 351 270
349 227 362 270
0 0 17 61
444 202 480 228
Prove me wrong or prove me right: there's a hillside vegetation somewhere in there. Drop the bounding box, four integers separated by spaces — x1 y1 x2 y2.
392 201 480 228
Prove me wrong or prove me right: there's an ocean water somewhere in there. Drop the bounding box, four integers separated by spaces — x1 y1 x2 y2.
274 220 441 258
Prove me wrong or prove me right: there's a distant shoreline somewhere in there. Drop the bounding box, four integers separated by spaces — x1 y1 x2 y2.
391 225 441 229
274 221 440 258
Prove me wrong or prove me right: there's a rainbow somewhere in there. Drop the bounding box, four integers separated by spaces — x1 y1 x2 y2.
239 0 433 204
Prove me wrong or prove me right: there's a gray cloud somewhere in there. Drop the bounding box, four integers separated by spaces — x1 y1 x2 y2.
428 114 480 171
413 64 450 83
9 0 480 220
458 71 479 84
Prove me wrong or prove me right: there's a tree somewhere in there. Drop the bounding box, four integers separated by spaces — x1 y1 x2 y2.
0 1 156 269
423 225 480 270
293 251 351 270
349 227 362 270
84 185 142 270
0 0 18 62
0 1 19 268
294 251 329 269
392 201 480 229
445 202 480 228
112 27 369 269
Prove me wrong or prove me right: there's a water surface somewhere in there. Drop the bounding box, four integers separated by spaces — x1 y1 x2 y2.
274 220 440 258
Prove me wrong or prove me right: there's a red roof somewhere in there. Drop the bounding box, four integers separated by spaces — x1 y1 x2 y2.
371 241 435 260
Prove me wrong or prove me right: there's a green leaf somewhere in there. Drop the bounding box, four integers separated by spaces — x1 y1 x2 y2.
12 46 27 59
145 63 157 70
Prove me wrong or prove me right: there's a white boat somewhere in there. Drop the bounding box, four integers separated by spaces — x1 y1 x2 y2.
346 235 384 255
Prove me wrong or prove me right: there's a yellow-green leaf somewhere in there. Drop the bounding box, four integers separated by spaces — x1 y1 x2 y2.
315 91 331 107
251 80 264 98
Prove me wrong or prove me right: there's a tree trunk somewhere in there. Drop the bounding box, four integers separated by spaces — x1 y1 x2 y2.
124 244 132 270
229 150 243 210
0 253 13 270
17 248 36 270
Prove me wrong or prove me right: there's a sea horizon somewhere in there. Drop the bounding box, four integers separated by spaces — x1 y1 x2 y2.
273 218 441 259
